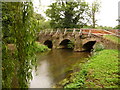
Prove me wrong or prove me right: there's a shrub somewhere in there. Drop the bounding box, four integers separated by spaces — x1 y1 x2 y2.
67 41 74 49
34 42 50 52
93 43 104 52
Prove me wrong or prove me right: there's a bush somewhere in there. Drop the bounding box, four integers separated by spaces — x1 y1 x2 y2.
34 42 50 52
67 41 74 49
93 43 104 52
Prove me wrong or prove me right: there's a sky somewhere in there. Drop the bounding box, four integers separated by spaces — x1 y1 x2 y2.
33 0 120 27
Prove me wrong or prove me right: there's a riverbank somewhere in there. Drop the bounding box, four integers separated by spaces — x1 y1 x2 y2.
7 42 50 53
55 49 119 88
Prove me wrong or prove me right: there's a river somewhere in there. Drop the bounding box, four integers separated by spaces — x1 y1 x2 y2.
30 49 90 88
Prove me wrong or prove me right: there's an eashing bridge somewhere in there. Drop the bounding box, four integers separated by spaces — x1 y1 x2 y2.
37 28 119 51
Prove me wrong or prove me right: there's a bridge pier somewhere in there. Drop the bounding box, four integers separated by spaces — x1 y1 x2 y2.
53 40 60 48
74 34 83 51
52 33 63 48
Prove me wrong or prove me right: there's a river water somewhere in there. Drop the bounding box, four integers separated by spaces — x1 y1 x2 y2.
30 49 90 88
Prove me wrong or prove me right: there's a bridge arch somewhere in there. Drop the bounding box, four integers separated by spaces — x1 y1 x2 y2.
82 41 96 51
59 39 74 49
44 40 53 48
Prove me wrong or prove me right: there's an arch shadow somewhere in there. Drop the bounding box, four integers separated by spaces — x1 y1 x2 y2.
44 40 53 48
82 41 96 51
59 39 74 49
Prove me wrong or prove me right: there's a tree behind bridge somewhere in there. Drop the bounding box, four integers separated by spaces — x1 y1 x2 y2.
90 0 101 28
46 0 90 29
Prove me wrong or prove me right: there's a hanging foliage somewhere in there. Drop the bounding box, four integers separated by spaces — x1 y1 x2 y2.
2 2 37 88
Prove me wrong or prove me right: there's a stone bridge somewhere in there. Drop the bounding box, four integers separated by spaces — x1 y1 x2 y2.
37 28 119 51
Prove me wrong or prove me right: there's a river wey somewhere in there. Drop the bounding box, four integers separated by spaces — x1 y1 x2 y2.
30 49 90 88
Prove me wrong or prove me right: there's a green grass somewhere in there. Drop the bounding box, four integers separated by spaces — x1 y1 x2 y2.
57 50 119 88
84 50 119 88
103 35 120 44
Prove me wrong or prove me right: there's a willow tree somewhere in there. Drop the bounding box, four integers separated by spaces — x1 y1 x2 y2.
2 2 36 88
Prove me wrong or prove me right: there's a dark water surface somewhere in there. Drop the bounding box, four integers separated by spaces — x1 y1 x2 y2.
30 49 90 88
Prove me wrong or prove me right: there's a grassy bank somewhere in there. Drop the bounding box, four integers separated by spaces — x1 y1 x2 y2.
57 49 119 88
103 35 120 44
84 50 119 88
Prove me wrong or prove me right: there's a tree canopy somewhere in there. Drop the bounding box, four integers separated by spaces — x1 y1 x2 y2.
33 12 51 31
46 0 90 28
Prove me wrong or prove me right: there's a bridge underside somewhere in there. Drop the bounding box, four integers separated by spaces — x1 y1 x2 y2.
82 41 96 51
59 39 74 49
44 40 53 48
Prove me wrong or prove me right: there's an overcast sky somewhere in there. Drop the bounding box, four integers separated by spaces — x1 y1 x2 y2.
33 0 120 27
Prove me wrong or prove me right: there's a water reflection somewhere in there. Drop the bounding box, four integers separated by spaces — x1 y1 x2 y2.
30 49 90 88
30 60 53 88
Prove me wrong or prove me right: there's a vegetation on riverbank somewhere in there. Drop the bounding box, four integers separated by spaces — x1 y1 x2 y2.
34 42 50 52
103 35 120 44
56 49 119 88
84 50 119 88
